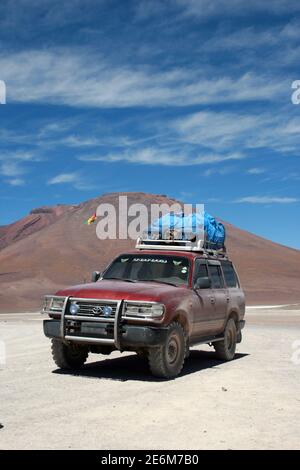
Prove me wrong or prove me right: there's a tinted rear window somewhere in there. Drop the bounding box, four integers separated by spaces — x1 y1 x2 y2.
208 265 224 289
221 261 239 288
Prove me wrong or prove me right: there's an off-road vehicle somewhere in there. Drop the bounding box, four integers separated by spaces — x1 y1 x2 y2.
42 237 245 379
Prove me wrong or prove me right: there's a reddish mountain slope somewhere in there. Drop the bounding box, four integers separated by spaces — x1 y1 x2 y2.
0 205 76 251
0 192 299 312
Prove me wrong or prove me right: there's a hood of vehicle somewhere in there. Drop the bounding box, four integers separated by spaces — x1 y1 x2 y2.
56 279 185 303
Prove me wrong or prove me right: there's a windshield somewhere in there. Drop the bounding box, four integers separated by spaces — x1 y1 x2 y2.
102 254 190 286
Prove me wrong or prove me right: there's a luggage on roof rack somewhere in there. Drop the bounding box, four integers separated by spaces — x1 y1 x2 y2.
143 211 226 251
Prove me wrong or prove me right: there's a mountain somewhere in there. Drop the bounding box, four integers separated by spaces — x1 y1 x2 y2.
0 192 300 312
0 204 76 251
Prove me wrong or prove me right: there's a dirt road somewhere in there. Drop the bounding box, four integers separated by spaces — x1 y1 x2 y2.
1 307 300 450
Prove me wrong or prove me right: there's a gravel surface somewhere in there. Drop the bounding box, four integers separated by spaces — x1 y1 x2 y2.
1 307 300 450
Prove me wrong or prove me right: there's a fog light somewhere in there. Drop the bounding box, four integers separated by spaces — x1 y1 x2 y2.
70 302 79 315
102 306 113 316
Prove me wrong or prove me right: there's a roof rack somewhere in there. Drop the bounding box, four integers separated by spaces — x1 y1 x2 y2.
135 237 228 258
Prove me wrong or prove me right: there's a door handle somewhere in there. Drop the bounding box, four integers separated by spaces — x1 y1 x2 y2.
226 297 230 303
210 298 215 304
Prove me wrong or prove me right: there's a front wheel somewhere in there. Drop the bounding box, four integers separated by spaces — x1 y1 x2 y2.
214 318 237 361
148 322 186 379
51 339 88 369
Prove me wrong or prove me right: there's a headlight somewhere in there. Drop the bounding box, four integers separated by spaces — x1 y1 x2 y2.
123 302 165 318
42 296 66 314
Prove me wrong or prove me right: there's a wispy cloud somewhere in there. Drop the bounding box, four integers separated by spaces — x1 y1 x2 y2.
203 22 300 52
0 151 39 163
204 166 236 177
176 0 300 19
60 135 105 148
247 168 266 175
78 147 244 166
172 110 300 155
47 171 96 191
0 161 25 177
6 178 25 186
0 49 286 108
135 0 300 23
48 172 81 185
235 196 298 204
0 150 43 186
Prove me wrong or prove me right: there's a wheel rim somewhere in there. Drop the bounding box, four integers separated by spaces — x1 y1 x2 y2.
167 334 179 365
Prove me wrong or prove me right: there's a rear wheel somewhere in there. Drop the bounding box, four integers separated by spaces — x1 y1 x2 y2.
214 318 237 361
51 339 88 369
148 322 186 379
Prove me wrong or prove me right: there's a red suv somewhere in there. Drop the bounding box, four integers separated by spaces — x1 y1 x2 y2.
43 241 245 379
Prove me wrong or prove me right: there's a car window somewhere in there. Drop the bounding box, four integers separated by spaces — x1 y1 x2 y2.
193 259 209 287
221 261 239 288
208 265 224 289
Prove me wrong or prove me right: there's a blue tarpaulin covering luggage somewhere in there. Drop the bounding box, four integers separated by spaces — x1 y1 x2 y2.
148 211 226 249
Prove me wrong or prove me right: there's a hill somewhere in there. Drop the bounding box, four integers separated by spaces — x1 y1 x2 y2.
0 192 300 312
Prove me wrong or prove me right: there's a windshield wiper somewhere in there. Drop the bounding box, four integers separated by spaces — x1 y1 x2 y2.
139 279 177 287
103 277 137 283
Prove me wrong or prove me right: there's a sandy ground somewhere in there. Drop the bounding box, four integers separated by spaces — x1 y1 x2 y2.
0 306 300 450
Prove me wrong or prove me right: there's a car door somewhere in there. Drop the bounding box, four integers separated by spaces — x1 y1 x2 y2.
207 260 229 335
191 258 216 338
221 260 245 318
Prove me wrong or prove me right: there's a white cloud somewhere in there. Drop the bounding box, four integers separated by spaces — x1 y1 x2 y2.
0 151 43 185
0 150 38 162
47 171 96 191
7 178 25 186
78 147 244 166
48 172 80 185
38 119 78 137
173 111 265 149
61 135 104 148
136 0 300 21
0 49 286 108
176 0 300 19
235 196 298 204
172 110 300 155
0 161 25 177
247 168 266 175
201 22 300 63
204 166 236 177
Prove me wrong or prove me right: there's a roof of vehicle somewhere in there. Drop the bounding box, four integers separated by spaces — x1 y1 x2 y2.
119 249 229 262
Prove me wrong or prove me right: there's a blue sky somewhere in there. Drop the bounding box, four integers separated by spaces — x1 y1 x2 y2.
0 0 300 248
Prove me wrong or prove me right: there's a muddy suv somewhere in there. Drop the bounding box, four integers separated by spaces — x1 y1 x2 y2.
42 241 245 379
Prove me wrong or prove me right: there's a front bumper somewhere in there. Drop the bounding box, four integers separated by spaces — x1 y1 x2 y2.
43 319 168 349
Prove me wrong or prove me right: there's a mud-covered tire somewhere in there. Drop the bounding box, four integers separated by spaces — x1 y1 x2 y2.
51 339 88 369
148 322 186 379
136 350 148 359
214 318 237 361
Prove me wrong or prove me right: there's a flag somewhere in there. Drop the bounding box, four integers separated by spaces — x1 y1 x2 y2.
84 213 97 225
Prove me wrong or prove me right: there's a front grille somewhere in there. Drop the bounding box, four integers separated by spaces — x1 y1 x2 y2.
70 299 118 318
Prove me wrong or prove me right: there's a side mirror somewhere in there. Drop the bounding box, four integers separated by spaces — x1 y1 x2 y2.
92 271 101 283
195 276 212 289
